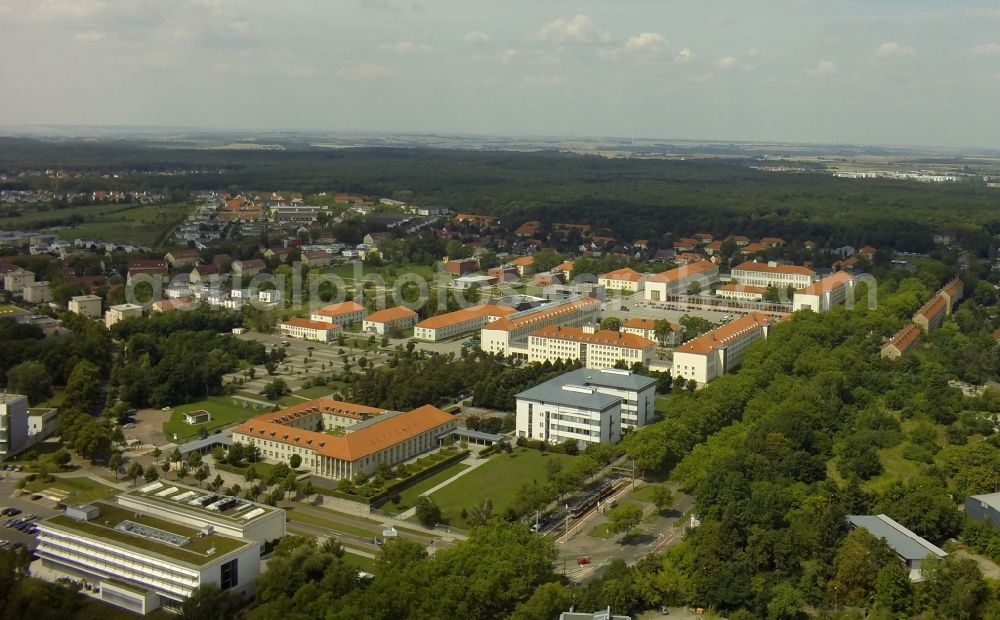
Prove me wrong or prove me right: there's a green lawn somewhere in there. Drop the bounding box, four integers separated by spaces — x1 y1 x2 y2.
384 461 470 512
0 202 193 247
293 385 336 400
341 551 377 574
283 507 380 539
655 397 670 414
162 396 272 441
214 460 282 481
23 475 119 504
429 448 575 528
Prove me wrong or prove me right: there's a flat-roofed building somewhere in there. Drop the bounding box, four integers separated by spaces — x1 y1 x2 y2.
69 294 103 319
965 492 1000 530
881 323 922 360
480 297 602 356
553 367 656 429
0 393 30 460
310 301 367 326
793 271 854 312
279 318 342 343
730 261 816 290
847 514 947 582
526 324 655 369
104 303 143 329
232 400 457 479
598 267 646 293
672 312 774 384
414 303 516 341
644 261 719 302
516 383 622 446
362 306 418 335
22 280 52 304
716 283 768 302
36 487 279 614
3 268 34 294
442 258 478 275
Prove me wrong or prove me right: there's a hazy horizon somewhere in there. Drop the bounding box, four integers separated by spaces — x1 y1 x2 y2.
2 1 1000 149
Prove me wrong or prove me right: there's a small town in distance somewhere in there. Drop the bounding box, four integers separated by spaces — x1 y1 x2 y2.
3 2 1000 618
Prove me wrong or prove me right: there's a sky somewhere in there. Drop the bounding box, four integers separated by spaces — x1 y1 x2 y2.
1 0 1000 148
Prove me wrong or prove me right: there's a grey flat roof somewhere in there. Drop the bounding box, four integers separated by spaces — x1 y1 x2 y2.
559 368 656 391
848 514 947 561
177 434 232 455
444 428 507 442
969 492 1000 510
517 383 620 410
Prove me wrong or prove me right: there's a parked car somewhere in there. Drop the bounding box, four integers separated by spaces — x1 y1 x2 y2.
1 508 20 517
577 556 591 565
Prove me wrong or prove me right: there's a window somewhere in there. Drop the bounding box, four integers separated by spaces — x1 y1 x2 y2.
220 558 239 590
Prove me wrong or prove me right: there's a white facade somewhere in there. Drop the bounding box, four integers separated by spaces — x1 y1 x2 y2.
414 304 515 342
479 297 602 356
524 325 655 370
0 393 30 460
716 284 767 302
22 281 52 304
104 303 143 328
310 302 367 326
516 384 622 446
3 268 35 294
671 312 774 384
362 307 418 335
792 271 854 312
597 268 645 293
644 262 719 302
69 295 102 319
279 319 341 343
730 261 816 290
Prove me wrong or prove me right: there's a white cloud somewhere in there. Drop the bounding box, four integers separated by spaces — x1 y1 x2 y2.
378 41 433 54
18 0 108 22
875 42 916 59
967 43 1000 57
623 32 666 54
714 56 739 70
347 63 392 80
464 30 490 44
530 14 609 44
674 48 695 65
804 60 838 77
498 49 516 62
72 30 107 43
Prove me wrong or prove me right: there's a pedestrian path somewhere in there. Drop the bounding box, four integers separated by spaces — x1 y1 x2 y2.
395 454 492 520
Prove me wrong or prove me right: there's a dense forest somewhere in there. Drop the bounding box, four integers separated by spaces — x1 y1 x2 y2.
3 138 1000 252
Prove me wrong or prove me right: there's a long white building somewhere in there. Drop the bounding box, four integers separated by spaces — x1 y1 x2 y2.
0 393 29 460
730 261 816 290
644 261 719 302
279 318 342 343
526 324 656 369
556 368 656 429
35 482 284 615
792 271 854 312
516 383 622 446
671 312 775 384
414 304 516 342
480 296 602 357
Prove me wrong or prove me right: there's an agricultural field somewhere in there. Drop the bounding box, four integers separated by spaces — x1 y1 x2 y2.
0 202 191 247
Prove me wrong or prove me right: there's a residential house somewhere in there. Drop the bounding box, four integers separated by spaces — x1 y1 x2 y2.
164 248 200 269
881 323 921 360
508 256 536 277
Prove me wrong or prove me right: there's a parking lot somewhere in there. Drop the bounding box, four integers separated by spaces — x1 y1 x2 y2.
0 471 64 553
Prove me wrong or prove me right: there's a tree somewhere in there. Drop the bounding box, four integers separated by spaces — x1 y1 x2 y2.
64 360 103 413
686 281 702 295
600 316 622 331
180 583 243 620
510 582 574 620
766 582 806 620
607 503 643 539
187 451 203 468
873 559 911 616
126 461 143 486
170 447 183 468
143 464 159 482
653 319 674 344
650 486 673 512
826 528 892 606
263 378 288 400
211 474 224 492
6 361 52 405
194 465 209 487
415 495 442 527
289 453 302 469
108 453 123 479
151 446 162 464
245 465 258 482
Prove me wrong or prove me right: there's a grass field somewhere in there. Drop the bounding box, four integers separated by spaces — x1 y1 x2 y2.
655 397 670 414
2 202 191 247
384 461 470 513
23 475 119 504
162 395 271 440
429 448 575 528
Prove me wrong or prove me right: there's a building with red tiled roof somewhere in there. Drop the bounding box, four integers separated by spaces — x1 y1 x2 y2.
739 242 770 255
164 248 200 269
728 235 751 246
514 221 540 237
673 238 699 252
480 297 602 355
913 294 948 332
939 278 964 314
672 312 775 383
703 240 725 255
598 267 646 293
731 261 816 290
693 233 714 243
232 259 266 279
858 245 877 259
760 237 786 247
621 317 683 346
507 255 536 276
674 253 706 265
414 304 517 342
716 283 768 302
231 399 457 479
881 323 921 360
362 306 418 335
793 271 854 312
453 213 498 227
310 301 367 326
526 324 656 369
127 259 167 284
280 318 342 343
644 261 719 302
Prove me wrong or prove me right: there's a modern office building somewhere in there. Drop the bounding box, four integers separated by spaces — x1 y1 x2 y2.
480 296 602 357
643 261 719 302
35 482 284 614
671 312 775 384
279 318 342 343
413 303 516 341
68 294 103 319
516 382 622 446
0 393 30 460
555 367 656 429
526 325 656 369
792 271 854 312
362 306 419 335
730 261 816 290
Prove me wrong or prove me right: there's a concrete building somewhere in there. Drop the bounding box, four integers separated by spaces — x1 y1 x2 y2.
301 251 333 269
279 318 342 343
671 312 774 384
362 306 418 335
27 406 58 446
22 281 52 304
232 399 457 480
965 493 1000 530
730 261 816 290
442 258 478 275
716 283 767 302
793 271 854 312
621 317 684 346
526 325 656 369
414 304 517 342
881 323 922 360
104 303 143 329
847 514 947 581
480 297 603 357
36 483 283 614
644 261 719 302
310 301 367 327
3 268 35 294
454 274 497 290
516 383 622 446
598 267 645 293
0 393 30 460
555 367 656 429
68 294 103 319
